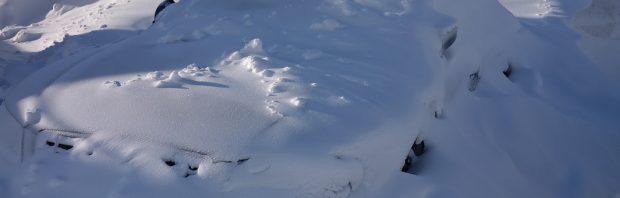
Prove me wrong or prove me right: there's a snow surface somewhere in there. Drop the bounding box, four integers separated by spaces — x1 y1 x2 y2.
1 0 619 197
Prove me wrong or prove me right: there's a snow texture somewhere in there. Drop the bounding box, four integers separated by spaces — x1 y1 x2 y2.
0 0 619 197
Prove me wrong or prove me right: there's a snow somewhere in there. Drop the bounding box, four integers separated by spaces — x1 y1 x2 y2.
0 0 619 197
0 0 160 89
574 0 620 39
310 19 344 31
498 0 558 18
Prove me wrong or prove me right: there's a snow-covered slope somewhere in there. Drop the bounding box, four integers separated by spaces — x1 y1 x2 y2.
1 0 619 197
0 0 160 90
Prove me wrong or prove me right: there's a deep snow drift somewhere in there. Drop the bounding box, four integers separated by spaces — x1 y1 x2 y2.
1 0 619 197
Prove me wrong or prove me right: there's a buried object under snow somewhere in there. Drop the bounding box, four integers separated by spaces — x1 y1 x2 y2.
401 136 426 174
153 0 175 23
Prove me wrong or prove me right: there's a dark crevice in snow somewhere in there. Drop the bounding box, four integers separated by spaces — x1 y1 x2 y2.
236 157 250 165
185 164 198 178
401 136 426 175
441 26 458 59
442 27 458 50
213 159 233 164
413 140 426 157
42 139 75 151
45 141 55 147
468 71 480 92
503 63 513 79
401 156 412 172
433 108 444 119
163 159 176 166
175 145 212 157
153 0 176 24
36 129 252 167
57 143 73 150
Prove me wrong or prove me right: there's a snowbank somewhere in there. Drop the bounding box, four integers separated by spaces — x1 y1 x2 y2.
0 0 619 197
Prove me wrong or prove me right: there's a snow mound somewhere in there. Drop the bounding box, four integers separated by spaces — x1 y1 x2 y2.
0 0 619 197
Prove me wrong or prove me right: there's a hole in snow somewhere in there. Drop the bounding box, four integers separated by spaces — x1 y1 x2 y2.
468 71 480 92
441 26 458 59
183 172 196 178
401 156 412 172
57 143 73 150
503 63 513 79
188 165 198 171
163 159 176 166
237 158 250 165
46 141 56 147
412 139 426 157
442 27 458 50
433 108 444 119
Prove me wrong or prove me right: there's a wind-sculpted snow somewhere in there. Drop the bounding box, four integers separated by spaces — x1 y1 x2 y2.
0 0 619 197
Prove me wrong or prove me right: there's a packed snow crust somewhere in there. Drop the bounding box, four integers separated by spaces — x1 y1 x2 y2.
1 0 619 197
